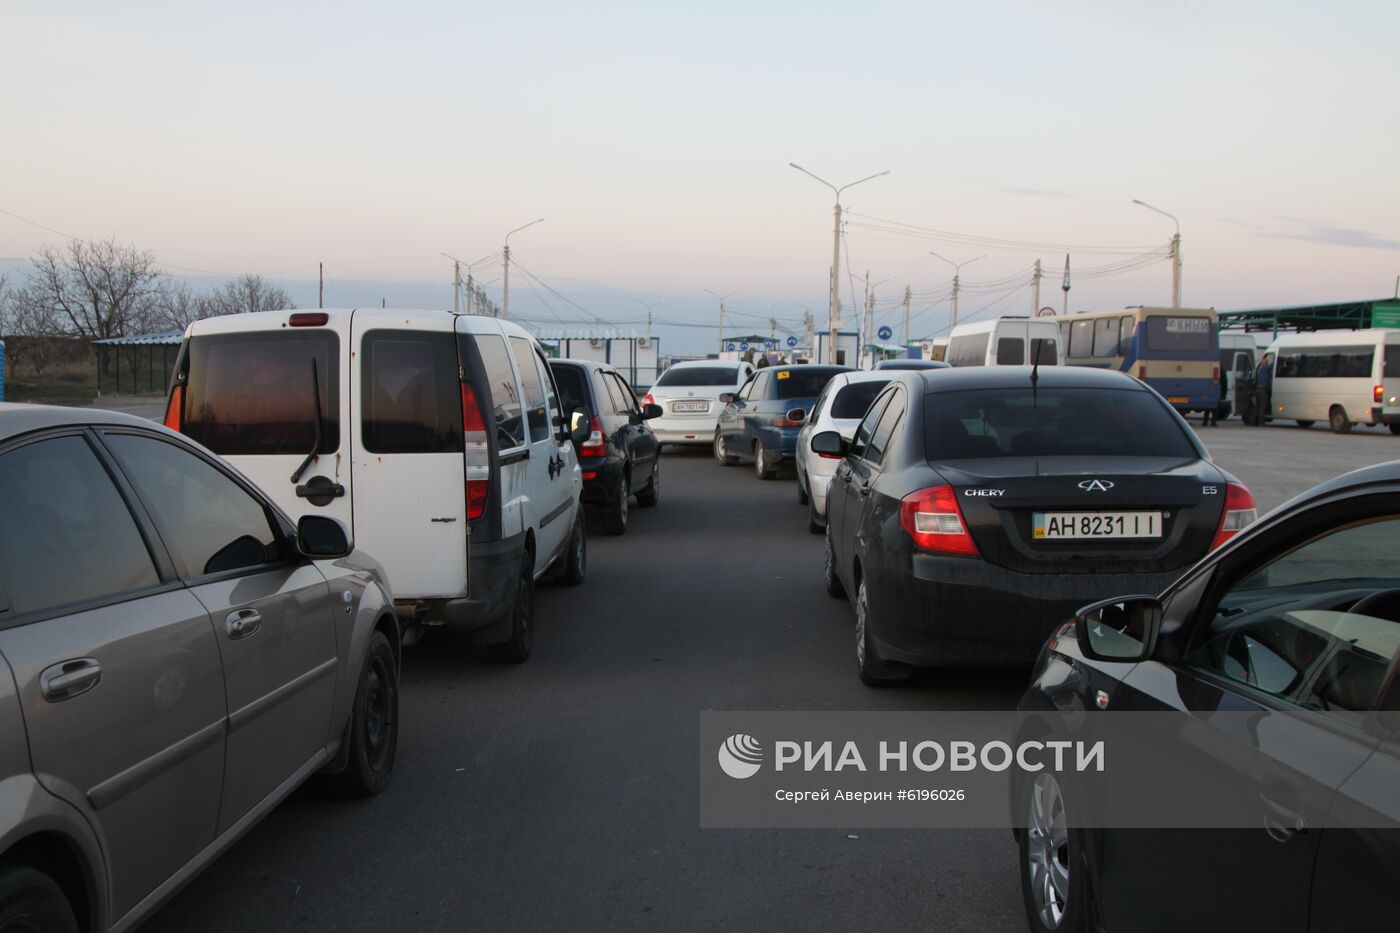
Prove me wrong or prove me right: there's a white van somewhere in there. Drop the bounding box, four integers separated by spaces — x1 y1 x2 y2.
945 317 1061 367
1261 328 1400 434
164 309 590 661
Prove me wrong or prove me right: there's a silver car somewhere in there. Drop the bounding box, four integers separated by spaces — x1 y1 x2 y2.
0 403 400 932
794 371 894 533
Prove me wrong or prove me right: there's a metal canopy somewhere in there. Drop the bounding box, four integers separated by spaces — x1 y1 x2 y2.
1218 298 1400 335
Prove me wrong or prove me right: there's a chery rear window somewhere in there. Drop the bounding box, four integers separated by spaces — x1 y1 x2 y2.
924 387 1197 460
183 332 339 455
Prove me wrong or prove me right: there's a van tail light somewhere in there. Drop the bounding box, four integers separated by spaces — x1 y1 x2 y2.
1210 483 1258 550
163 385 184 431
899 485 979 556
1137 365 1147 381
1375 385 1385 403
579 417 607 458
460 382 490 520
1212 365 1220 384
289 312 328 326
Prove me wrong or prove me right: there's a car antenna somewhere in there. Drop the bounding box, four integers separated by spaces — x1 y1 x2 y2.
290 357 323 484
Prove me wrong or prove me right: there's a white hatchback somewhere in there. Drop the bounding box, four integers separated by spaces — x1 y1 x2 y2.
794 370 894 532
644 360 754 446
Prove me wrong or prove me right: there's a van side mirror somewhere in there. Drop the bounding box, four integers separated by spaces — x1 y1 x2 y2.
297 515 352 559
1075 595 1162 662
569 407 593 447
810 431 847 457
785 407 807 424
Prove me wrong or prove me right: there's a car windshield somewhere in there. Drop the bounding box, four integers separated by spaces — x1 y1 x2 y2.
655 366 739 387
924 387 1198 460
830 380 892 419
773 369 843 400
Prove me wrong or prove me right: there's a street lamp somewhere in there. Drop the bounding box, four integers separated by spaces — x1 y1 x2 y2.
632 298 665 342
1132 199 1182 308
502 218 545 320
704 289 739 355
928 251 985 329
789 163 890 363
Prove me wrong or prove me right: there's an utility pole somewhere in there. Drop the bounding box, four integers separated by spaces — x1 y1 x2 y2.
802 308 814 358
1062 254 1071 317
1133 200 1182 308
864 271 874 367
789 163 890 364
632 299 665 342
704 289 737 356
502 218 544 321
902 285 912 350
1032 259 1042 315
929 252 984 331
452 260 461 315
318 262 323 309
464 271 474 314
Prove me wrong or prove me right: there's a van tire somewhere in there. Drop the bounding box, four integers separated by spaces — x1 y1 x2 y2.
602 474 629 535
558 510 586 586
325 631 398 797
636 460 660 507
0 863 79 933
491 567 534 663
1329 407 1352 434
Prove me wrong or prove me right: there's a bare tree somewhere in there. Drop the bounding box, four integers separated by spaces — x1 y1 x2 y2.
203 274 295 316
2 284 62 377
151 279 206 332
26 237 163 340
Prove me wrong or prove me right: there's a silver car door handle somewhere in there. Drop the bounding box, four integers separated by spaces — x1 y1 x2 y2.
225 608 263 640
40 658 102 702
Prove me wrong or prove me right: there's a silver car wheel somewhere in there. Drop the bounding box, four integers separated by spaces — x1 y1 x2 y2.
1026 772 1071 929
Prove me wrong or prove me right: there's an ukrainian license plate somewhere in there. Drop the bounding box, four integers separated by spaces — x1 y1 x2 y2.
1033 511 1163 540
1168 396 1189 404
673 400 708 413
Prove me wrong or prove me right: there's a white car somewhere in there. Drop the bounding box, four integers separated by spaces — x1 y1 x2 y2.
643 360 754 446
794 370 894 532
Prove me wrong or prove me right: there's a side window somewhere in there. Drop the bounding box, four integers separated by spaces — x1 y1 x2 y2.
1069 320 1094 359
509 336 550 443
608 374 638 413
362 331 463 454
474 334 526 450
1119 316 1135 356
600 373 627 415
864 391 906 465
1093 318 1118 357
1187 517 1400 713
105 434 282 579
811 380 835 420
738 374 759 401
996 338 1025 365
751 372 771 399
534 350 564 439
850 391 893 459
550 365 588 419
0 436 161 616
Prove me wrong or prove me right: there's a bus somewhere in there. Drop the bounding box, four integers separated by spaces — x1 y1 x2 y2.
946 316 1060 367
1258 329 1400 434
1059 306 1220 415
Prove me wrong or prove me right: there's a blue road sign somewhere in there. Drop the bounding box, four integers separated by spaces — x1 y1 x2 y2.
764 340 774 350
786 336 798 347
877 325 893 341
726 343 737 351
739 342 749 351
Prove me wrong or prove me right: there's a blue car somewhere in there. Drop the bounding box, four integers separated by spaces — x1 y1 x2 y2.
713 364 851 479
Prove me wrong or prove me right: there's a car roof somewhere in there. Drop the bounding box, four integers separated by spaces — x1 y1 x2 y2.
908 365 1139 392
668 359 742 368
0 402 171 444
766 364 851 375
185 308 537 341
833 370 897 385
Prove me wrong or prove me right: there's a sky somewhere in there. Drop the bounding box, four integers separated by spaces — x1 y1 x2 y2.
2 0 1398 354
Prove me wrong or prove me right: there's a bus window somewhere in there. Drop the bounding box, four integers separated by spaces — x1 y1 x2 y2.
1093 317 1118 357
1119 316 1135 355
1069 320 1093 359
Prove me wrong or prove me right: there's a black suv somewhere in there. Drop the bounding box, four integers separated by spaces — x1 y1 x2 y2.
549 359 662 534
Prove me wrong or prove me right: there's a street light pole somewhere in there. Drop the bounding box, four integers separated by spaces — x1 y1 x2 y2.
789 163 890 363
704 289 738 356
1132 199 1181 308
632 298 665 342
502 218 545 320
928 252 985 329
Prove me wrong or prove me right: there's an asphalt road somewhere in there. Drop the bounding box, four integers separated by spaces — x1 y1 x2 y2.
140 420 1398 933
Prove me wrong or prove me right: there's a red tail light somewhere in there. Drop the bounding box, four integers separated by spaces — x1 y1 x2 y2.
642 393 656 409
1375 385 1385 403
1137 365 1147 381
163 385 184 431
289 312 328 326
579 417 607 458
1211 365 1220 384
1210 482 1258 550
460 382 489 520
899 485 979 556
774 418 803 428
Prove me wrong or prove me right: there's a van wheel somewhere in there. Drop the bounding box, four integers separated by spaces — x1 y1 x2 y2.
0 863 79 933
325 630 398 796
636 460 660 507
1329 407 1352 434
1295 420 1315 428
714 431 737 465
558 509 586 585
491 567 534 663
602 474 629 534
754 440 777 480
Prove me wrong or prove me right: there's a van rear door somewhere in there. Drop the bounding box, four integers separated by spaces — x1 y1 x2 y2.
177 320 351 530
350 318 468 598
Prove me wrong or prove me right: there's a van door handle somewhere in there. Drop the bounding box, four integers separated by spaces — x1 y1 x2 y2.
40 658 102 702
296 482 345 499
225 609 263 640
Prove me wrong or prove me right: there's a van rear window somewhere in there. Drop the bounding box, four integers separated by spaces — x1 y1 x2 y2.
361 331 463 454
183 332 339 456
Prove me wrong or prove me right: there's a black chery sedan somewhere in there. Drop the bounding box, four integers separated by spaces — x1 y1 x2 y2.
1014 460 1400 933
815 366 1257 685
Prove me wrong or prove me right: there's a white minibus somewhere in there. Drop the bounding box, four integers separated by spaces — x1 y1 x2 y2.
946 317 1060 367
1261 329 1400 433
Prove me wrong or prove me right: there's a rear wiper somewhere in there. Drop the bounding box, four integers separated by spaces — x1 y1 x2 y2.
290 357 323 484
1029 348 1041 408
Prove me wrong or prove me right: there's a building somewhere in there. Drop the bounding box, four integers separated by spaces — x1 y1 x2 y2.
535 329 662 389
